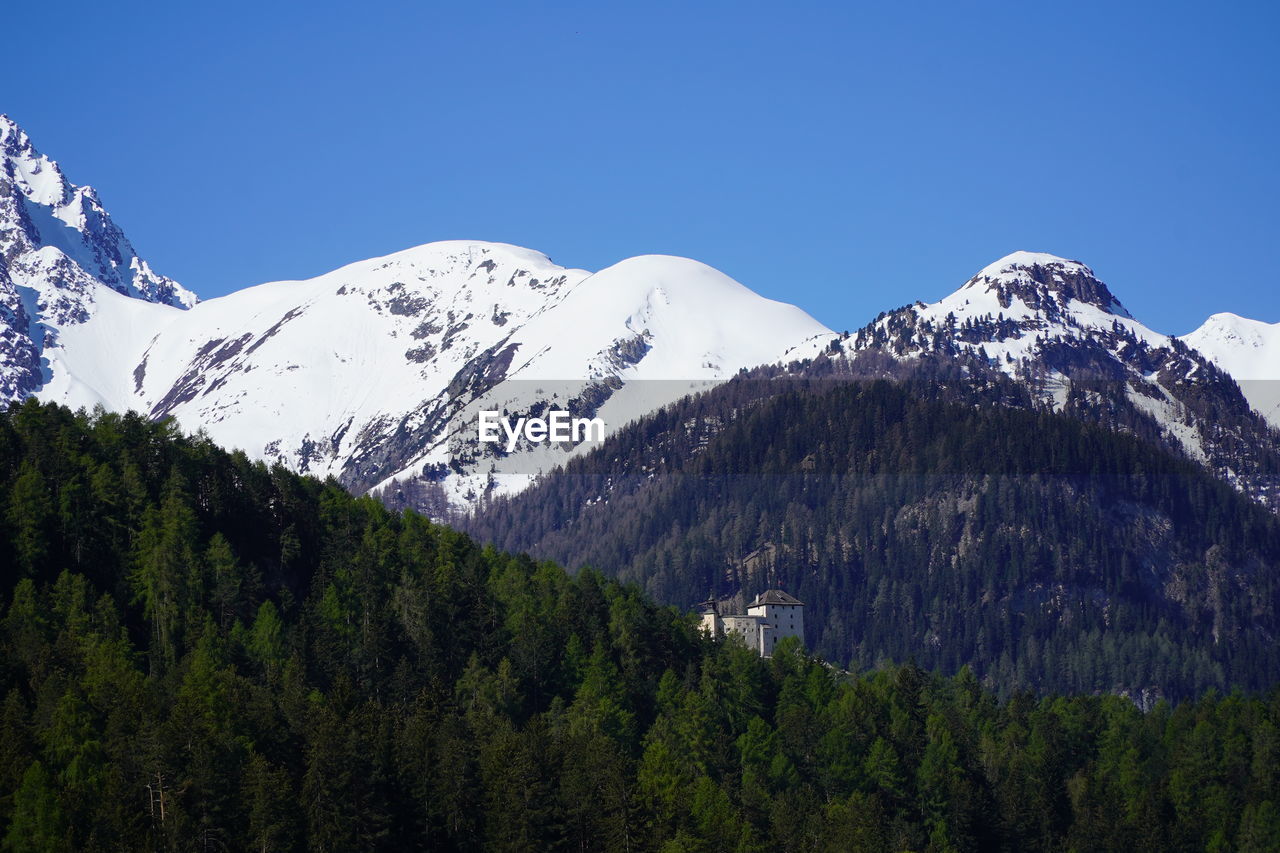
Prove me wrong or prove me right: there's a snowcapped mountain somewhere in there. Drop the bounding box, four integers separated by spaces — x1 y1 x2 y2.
1 117 830 514
59 240 830 510
0 114 196 400
5 114 1278 516
812 251 1280 507
1182 313 1280 429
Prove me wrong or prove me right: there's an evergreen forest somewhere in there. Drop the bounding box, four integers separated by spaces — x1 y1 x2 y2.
2 399 1279 851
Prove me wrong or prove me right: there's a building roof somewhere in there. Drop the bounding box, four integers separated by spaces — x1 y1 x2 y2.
749 589 804 607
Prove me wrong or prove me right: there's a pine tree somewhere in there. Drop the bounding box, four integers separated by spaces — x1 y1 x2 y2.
6 461 52 578
5 761 67 852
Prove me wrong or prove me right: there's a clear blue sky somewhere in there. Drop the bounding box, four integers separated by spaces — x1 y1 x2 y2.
6 0 1277 334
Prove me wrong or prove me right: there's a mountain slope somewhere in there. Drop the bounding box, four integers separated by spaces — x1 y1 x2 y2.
466 376 1280 700
111 241 830 504
31 236 831 508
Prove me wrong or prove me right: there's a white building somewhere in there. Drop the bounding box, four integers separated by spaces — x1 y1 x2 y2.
699 590 805 657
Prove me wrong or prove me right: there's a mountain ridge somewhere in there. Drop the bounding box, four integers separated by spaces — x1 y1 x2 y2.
1 116 1278 517
0 120 835 510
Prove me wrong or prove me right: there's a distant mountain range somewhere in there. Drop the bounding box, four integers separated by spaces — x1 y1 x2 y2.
2 113 1278 518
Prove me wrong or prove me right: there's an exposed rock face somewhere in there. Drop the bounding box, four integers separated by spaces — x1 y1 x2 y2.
0 253 42 400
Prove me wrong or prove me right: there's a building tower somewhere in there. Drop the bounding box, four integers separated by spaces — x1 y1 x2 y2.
698 597 723 638
746 590 805 657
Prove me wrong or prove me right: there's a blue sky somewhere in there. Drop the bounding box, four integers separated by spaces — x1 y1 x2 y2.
6 0 1277 334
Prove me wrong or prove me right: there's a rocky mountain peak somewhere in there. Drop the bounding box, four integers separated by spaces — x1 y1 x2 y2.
828 250 1280 512
0 114 196 311
963 251 1132 320
0 114 33 155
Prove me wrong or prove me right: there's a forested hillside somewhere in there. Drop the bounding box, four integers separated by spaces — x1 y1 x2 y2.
468 376 1280 701
3 400 1280 851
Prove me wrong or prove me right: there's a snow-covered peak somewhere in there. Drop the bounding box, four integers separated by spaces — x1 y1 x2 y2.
1182 312 1280 378
2 114 76 212
879 250 1155 360
972 250 1089 279
1181 312 1280 429
0 114 196 311
24 229 831 510
835 253 1280 509
0 115 198 403
961 251 1132 319
0 114 34 158
500 254 831 381
333 239 571 278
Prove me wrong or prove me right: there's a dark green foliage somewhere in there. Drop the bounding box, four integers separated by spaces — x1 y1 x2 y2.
468 377 1280 700
1 398 1279 850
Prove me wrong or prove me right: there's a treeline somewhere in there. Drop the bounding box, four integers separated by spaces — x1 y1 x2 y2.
2 399 1280 851
468 377 1280 701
